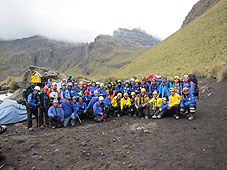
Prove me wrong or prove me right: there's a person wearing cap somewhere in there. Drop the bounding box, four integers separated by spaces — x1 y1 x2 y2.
106 82 115 99
98 83 107 98
130 78 135 88
47 82 61 105
135 88 149 118
120 93 131 116
158 76 173 98
148 91 162 118
131 79 142 95
27 86 41 131
180 87 197 120
96 82 101 89
88 90 99 114
93 96 107 122
61 97 77 126
173 76 183 95
129 92 137 116
90 81 97 96
149 78 159 95
168 88 181 120
70 77 75 87
82 82 91 95
123 81 131 96
67 82 76 97
115 80 124 95
111 93 122 116
48 102 64 128
79 81 84 90
152 97 169 119
72 96 77 104
82 90 92 106
76 97 88 121
59 83 71 103
40 86 50 127
183 75 195 95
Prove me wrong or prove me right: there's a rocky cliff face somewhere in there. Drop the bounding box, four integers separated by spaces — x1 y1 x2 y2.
0 28 160 80
182 0 220 27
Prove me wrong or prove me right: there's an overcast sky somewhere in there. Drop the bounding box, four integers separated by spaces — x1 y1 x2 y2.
0 0 199 43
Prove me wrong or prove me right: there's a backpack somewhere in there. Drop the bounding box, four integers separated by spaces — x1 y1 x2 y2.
22 87 33 102
188 74 199 97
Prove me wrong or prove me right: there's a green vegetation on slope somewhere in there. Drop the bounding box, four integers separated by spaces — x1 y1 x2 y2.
115 0 227 80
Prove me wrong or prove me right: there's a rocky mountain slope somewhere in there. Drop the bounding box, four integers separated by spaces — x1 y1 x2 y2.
0 28 159 81
182 0 220 27
115 0 227 81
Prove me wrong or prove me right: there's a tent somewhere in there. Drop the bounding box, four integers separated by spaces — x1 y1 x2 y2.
0 99 27 125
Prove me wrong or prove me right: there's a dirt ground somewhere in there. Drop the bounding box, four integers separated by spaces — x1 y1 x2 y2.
0 80 227 170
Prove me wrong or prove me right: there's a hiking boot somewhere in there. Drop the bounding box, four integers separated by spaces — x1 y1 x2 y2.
40 125 44 129
28 128 33 131
152 115 157 119
188 116 194 121
145 116 149 119
157 115 162 119
175 116 180 120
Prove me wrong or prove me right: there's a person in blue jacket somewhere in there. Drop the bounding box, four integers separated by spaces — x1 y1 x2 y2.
115 80 124 95
180 87 197 120
61 97 77 126
183 75 195 95
152 97 169 119
67 82 76 97
93 96 107 122
27 86 41 131
104 94 112 115
74 83 81 97
82 91 92 106
88 90 99 112
76 97 87 121
48 102 64 128
149 78 159 95
98 83 107 98
158 76 173 98
90 81 97 96
131 79 141 95
123 81 131 95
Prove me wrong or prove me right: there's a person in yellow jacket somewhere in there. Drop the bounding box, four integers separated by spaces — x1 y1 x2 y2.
111 93 122 116
148 91 162 117
168 88 182 120
129 92 137 116
135 88 149 119
120 93 131 115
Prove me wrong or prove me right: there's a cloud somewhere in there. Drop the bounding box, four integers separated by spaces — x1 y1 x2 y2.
0 0 199 42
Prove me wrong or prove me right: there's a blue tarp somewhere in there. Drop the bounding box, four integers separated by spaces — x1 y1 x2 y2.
0 99 27 125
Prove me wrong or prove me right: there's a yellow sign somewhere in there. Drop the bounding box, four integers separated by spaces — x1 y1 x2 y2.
30 71 42 83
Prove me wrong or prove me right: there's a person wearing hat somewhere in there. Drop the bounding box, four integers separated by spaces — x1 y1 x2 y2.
106 82 115 99
98 83 107 98
61 97 77 126
40 86 50 128
131 79 142 95
72 96 77 104
183 75 195 95
123 81 131 96
79 81 84 90
67 82 76 97
120 93 131 116
82 90 92 106
115 80 124 95
149 78 159 96
158 76 173 98
135 88 149 119
173 76 183 95
141 78 149 92
148 91 162 118
76 97 88 121
47 82 61 105
96 82 101 89
59 83 71 103
129 92 137 116
48 102 64 128
93 96 107 122
168 88 181 120
90 81 97 96
111 93 123 117
82 81 91 95
27 86 41 131
152 97 169 119
130 78 135 88
180 87 197 120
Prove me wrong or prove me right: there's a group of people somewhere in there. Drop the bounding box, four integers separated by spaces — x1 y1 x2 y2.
24 74 198 131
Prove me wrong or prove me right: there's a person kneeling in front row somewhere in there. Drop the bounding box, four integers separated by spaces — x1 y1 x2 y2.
93 96 107 122
180 87 197 120
152 97 169 119
48 102 64 128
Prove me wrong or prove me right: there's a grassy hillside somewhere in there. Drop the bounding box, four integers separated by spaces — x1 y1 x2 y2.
114 0 227 81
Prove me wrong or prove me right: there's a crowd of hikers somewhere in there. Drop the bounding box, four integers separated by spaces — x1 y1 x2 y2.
22 74 199 131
